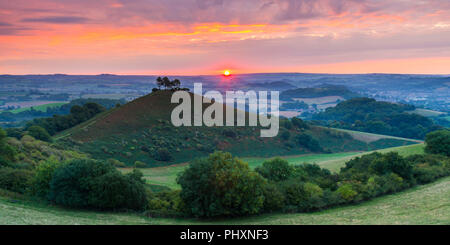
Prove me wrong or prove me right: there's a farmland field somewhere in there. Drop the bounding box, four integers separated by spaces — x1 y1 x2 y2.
121 143 425 190
10 102 67 113
1 174 448 225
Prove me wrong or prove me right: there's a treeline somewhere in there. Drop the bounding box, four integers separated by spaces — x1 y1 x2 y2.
0 128 448 216
313 97 441 139
280 84 359 101
5 102 107 141
0 98 124 123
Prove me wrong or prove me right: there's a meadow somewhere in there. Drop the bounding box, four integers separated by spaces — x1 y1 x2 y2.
1 174 447 225
5 102 67 113
121 143 425 190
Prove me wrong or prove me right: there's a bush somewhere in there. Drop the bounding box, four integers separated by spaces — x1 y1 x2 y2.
291 117 309 129
336 183 357 202
0 167 34 193
30 156 62 198
255 157 294 182
177 151 266 217
147 190 184 217
155 148 172 161
295 134 322 152
48 159 147 210
27 126 52 142
134 161 147 168
262 183 284 212
425 130 450 156
107 158 127 168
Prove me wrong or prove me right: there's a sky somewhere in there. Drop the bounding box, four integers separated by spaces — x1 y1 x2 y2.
0 0 449 75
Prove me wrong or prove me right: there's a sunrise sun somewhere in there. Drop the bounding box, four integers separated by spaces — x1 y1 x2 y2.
223 70 231 76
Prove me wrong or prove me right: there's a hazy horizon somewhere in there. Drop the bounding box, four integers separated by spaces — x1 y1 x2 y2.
1 0 449 75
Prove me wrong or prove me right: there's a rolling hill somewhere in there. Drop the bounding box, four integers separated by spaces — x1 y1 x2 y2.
56 90 417 167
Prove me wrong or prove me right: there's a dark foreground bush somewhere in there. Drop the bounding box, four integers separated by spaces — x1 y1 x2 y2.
48 159 147 210
177 151 266 217
0 167 34 193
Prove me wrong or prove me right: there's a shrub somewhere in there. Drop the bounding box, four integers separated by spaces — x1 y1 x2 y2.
0 167 34 193
295 134 322 152
88 169 148 210
107 158 127 168
255 157 294 182
155 148 172 161
134 161 147 168
336 183 357 202
177 151 266 217
48 159 147 210
262 183 284 212
280 130 291 140
291 117 309 129
27 126 52 142
30 156 62 198
425 130 450 156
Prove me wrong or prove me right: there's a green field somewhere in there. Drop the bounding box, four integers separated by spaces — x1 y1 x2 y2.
121 143 425 190
1 174 448 225
9 102 67 113
410 108 445 117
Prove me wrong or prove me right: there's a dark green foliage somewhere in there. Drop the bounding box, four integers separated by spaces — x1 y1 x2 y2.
295 133 322 152
30 157 62 198
255 157 294 182
88 169 148 210
155 148 172 161
177 151 266 217
0 167 34 193
280 101 308 110
5 128 24 139
425 130 450 156
291 117 309 129
27 102 106 135
262 183 285 212
280 130 291 140
313 97 439 139
27 125 52 142
147 190 184 217
48 159 147 210
0 128 16 166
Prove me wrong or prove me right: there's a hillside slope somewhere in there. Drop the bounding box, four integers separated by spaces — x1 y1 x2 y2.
57 91 416 166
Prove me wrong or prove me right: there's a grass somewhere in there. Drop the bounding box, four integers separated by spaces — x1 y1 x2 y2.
409 108 445 117
121 143 425 190
1 175 448 225
9 102 67 113
328 127 424 143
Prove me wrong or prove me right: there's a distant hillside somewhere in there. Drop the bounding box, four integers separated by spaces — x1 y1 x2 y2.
244 81 297 91
56 91 414 166
313 98 442 139
280 84 359 101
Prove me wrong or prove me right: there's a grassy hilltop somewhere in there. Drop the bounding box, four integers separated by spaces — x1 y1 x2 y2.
56 90 417 167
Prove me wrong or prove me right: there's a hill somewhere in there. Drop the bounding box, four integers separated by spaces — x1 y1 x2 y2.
56 90 416 166
313 97 442 139
280 84 359 101
1 174 447 224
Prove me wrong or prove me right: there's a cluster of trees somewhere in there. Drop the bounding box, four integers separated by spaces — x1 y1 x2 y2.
155 77 182 90
23 102 106 136
0 98 124 124
173 142 449 217
280 101 309 110
313 98 441 139
0 128 448 217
